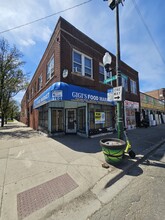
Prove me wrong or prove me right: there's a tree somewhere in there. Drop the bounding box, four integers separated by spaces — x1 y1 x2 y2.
0 38 28 127
5 99 20 123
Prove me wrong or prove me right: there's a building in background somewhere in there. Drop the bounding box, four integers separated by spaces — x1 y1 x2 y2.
145 88 165 101
140 92 165 126
20 17 140 137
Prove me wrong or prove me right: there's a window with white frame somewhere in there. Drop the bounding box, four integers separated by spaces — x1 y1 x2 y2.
121 74 128 91
99 63 112 85
73 51 82 73
38 74 42 91
130 79 137 94
46 55 54 81
72 50 93 78
99 64 104 82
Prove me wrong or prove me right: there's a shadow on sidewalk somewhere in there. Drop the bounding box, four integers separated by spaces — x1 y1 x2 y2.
0 122 39 140
52 134 104 153
104 143 165 189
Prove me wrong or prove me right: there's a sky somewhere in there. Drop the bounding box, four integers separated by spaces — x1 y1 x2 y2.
0 0 165 104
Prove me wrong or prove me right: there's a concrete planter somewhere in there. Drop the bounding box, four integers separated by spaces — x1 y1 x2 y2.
100 138 126 164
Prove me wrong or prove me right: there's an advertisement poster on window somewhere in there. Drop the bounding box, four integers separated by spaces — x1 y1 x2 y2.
124 100 139 130
95 112 105 124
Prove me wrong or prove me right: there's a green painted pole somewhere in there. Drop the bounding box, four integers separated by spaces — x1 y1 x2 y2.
116 3 124 140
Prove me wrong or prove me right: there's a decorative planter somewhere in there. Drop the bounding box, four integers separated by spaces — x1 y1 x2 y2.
100 138 126 164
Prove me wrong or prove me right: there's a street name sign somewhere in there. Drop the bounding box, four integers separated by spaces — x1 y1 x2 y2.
104 75 117 84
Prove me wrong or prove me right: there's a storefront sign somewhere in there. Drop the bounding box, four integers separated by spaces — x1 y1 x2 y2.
52 90 63 100
95 112 105 124
71 92 107 102
33 82 115 109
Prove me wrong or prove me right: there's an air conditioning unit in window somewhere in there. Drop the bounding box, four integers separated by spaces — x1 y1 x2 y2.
73 67 80 73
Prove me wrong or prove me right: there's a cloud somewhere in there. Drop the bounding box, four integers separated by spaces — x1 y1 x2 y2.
19 39 36 47
1 0 164 103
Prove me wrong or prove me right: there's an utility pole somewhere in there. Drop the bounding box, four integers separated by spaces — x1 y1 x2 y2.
115 2 123 140
103 0 124 139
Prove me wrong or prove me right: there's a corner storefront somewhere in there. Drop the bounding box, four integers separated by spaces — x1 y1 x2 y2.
33 82 115 137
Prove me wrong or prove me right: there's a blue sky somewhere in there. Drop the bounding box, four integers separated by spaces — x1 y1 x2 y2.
0 0 165 103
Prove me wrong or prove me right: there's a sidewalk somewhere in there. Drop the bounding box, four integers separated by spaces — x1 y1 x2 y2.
0 120 165 220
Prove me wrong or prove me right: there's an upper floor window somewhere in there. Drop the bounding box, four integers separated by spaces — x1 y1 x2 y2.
121 74 128 91
130 79 137 94
99 64 104 82
34 82 37 93
31 87 34 98
72 50 93 78
84 57 92 77
38 74 42 91
73 51 82 73
46 55 54 81
99 63 112 85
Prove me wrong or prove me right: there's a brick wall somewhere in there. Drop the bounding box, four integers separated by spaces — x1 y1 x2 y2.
21 17 140 130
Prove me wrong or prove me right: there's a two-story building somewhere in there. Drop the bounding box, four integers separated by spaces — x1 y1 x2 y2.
20 17 140 137
140 90 165 126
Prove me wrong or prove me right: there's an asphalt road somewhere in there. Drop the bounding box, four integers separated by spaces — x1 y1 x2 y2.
88 144 165 220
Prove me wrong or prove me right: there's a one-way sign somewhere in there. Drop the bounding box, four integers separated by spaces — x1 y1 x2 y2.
113 86 123 101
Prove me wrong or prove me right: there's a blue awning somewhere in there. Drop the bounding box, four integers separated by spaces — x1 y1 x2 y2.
33 82 115 109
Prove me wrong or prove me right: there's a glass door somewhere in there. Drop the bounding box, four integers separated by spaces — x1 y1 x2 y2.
66 109 77 133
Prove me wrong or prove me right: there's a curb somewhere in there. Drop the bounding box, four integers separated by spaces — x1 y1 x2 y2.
45 139 165 220
96 138 165 189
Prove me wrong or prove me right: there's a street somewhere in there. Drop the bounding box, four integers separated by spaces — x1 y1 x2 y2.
0 121 165 220
89 144 165 220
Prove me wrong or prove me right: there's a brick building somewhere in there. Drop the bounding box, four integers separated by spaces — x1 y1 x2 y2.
145 88 165 101
140 92 165 126
140 88 165 125
20 17 140 136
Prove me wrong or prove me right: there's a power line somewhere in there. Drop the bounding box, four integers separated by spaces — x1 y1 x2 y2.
0 0 93 34
131 0 165 64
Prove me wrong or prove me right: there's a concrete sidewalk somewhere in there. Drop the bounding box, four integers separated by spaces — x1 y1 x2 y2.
0 121 165 220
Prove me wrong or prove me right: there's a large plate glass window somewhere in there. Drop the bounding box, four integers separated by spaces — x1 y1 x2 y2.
78 107 86 133
51 109 64 132
38 105 48 130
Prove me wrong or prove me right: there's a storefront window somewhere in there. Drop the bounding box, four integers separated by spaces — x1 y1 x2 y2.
51 109 64 132
89 104 113 132
78 107 86 133
38 105 48 130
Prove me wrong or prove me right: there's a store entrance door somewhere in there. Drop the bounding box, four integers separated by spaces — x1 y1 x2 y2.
66 109 77 133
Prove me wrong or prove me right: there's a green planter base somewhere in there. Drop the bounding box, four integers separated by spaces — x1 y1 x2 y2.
100 138 126 164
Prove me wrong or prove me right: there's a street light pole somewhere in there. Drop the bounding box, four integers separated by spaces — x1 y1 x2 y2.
103 0 124 140
115 3 124 140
